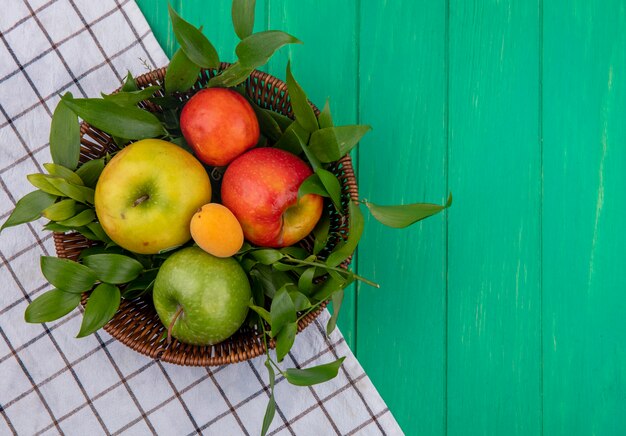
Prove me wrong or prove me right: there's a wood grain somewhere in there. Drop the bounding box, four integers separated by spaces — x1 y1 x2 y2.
136 0 179 57
447 0 542 434
543 1 626 434
357 1 447 434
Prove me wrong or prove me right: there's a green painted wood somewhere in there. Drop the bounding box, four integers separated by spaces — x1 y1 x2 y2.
543 1 626 435
447 1 542 434
357 1 447 434
136 0 179 57
266 0 359 348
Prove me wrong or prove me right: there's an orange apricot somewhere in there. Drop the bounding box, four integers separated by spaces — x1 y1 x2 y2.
190 203 244 258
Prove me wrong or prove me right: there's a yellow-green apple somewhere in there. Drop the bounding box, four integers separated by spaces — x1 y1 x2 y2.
221 148 323 247
153 246 251 345
95 139 212 254
180 88 260 166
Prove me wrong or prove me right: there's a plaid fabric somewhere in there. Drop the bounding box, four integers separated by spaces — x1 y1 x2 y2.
0 1 402 435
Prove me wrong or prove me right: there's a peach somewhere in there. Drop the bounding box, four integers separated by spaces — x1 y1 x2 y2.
190 203 244 258
180 88 260 166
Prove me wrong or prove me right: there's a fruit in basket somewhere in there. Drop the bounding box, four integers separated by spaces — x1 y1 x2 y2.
190 203 244 258
180 88 260 166
94 139 212 254
153 246 251 346
221 147 323 247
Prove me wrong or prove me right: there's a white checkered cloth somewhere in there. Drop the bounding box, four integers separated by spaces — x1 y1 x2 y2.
0 1 402 435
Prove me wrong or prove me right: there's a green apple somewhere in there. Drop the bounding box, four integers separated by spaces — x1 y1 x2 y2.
153 247 251 345
95 139 212 254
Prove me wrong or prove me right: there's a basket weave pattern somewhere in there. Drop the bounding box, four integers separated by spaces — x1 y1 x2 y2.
52 65 358 366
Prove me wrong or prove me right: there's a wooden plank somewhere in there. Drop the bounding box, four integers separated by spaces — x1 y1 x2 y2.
357 1 447 434
266 0 359 348
543 1 626 434
136 0 180 57
447 1 542 434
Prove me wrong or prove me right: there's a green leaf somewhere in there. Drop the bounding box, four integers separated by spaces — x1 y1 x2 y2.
50 93 81 170
85 222 111 242
251 102 282 142
232 0 256 40
168 4 219 69
286 61 318 132
57 209 96 227
121 72 138 92
41 256 97 293
61 95 166 140
82 254 143 284
318 99 333 129
208 62 254 88
261 360 276 436
78 245 125 259
43 163 84 185
326 290 344 335
43 222 73 233
249 264 294 299
289 290 311 312
297 267 316 295
270 287 296 337
249 304 271 324
309 125 371 163
279 246 309 259
311 275 352 302
274 121 309 155
165 48 201 93
284 357 345 386
102 86 161 106
75 158 105 188
326 201 364 267
312 211 330 255
75 226 98 240
275 321 297 362
26 174 65 196
1 190 57 232
365 193 453 228
24 289 81 323
122 269 158 299
252 249 285 265
77 283 121 337
267 110 293 131
46 177 95 204
236 31 301 69
315 168 342 211
41 199 77 221
298 173 329 199
150 95 184 109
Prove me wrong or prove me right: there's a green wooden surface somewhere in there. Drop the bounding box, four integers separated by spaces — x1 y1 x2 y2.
543 1 626 435
136 0 626 434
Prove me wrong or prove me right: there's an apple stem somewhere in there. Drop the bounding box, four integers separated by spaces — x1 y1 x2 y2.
133 194 150 207
167 306 184 345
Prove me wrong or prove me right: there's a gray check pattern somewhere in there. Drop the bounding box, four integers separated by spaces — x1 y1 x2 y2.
0 1 402 435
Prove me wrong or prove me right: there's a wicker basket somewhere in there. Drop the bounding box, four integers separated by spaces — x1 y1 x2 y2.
52 65 358 366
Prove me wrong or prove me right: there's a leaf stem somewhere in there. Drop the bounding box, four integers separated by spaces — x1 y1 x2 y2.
297 299 325 322
282 256 379 288
259 316 285 376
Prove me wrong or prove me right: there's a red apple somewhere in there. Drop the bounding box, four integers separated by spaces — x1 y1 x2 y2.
221 148 324 247
180 88 260 166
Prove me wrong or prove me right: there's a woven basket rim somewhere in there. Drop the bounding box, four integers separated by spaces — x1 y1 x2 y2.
52 64 358 366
